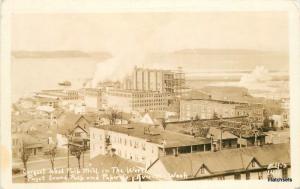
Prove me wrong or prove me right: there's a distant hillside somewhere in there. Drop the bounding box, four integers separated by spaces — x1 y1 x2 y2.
12 51 112 59
148 49 288 71
173 48 283 55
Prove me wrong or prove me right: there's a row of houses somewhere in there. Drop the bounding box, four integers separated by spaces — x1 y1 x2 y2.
147 143 290 180
88 122 290 180
88 118 267 169
11 109 290 181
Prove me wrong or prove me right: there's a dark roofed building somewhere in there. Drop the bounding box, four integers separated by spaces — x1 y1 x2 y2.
12 133 45 158
147 143 290 180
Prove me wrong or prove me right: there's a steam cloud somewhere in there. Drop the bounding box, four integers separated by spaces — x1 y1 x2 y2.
239 66 272 84
91 51 148 88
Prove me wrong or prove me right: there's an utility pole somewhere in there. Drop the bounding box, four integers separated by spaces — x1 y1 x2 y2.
254 130 258 146
210 134 214 152
219 119 223 151
67 135 72 179
239 129 242 148
67 141 70 178
220 127 223 151
82 138 87 168
82 145 84 168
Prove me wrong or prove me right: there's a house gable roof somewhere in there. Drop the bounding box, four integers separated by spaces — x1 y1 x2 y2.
71 125 89 134
154 143 290 180
206 127 238 140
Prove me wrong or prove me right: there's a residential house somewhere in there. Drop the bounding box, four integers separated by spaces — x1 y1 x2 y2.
12 132 44 158
206 127 238 151
147 143 290 180
70 125 90 149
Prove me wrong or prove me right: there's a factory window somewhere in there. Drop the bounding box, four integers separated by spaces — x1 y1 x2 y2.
200 166 205 174
234 174 241 180
246 172 250 180
140 143 146 150
134 142 139 148
74 132 81 137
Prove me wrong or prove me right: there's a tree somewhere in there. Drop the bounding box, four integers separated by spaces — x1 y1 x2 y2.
20 146 30 182
108 108 120 125
74 149 82 169
46 144 57 170
161 118 167 130
70 145 82 169
190 117 194 127
213 111 219 119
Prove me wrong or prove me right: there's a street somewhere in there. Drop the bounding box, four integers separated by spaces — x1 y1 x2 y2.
13 153 90 183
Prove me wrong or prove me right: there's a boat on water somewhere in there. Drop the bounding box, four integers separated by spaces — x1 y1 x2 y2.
58 80 72 86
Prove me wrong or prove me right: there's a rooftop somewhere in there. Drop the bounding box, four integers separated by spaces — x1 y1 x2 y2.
165 117 266 139
12 132 45 147
107 89 167 94
153 143 290 179
181 98 249 105
206 127 238 140
91 123 210 148
90 153 144 170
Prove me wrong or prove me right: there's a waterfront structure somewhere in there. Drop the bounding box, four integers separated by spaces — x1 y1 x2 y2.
34 96 60 108
34 89 80 105
81 88 103 110
179 98 264 122
147 143 290 180
89 123 211 169
105 89 170 113
122 66 185 94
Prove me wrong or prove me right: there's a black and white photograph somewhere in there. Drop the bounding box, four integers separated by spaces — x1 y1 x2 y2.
1 0 300 188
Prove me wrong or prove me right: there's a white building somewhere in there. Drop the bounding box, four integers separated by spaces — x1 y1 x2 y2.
90 123 211 169
82 88 103 110
105 89 170 113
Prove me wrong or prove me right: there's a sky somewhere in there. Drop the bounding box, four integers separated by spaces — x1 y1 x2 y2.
12 12 288 53
11 12 289 100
